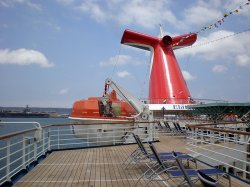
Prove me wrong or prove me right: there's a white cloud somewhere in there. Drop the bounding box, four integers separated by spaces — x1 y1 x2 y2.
99 54 142 67
56 0 249 32
236 54 250 67
182 70 195 81
116 70 130 78
175 30 250 67
224 0 250 16
70 0 184 30
212 65 228 73
56 0 74 6
47 22 61 31
115 0 179 29
77 1 107 22
0 48 53 68
58 88 69 95
183 4 222 27
0 0 41 11
182 0 249 29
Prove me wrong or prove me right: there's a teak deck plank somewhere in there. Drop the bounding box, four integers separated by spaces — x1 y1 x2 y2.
14 134 245 187
84 149 92 187
52 150 73 187
103 148 112 187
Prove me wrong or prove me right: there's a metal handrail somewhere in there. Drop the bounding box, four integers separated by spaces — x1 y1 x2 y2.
187 137 250 164
139 98 228 104
187 123 250 181
0 121 156 140
0 121 158 186
192 126 250 136
194 131 250 146
187 148 250 175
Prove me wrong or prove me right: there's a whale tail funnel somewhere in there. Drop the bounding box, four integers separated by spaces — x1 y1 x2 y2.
121 29 197 104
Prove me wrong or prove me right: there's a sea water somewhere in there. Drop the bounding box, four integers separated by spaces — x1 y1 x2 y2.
0 117 70 135
0 117 77 183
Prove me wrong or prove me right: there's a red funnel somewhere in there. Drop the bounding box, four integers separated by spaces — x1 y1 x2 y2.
121 29 197 104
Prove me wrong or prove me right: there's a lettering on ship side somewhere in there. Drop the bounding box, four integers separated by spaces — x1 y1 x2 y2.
173 104 187 110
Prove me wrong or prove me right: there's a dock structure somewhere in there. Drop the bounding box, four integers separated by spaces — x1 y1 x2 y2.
14 135 244 187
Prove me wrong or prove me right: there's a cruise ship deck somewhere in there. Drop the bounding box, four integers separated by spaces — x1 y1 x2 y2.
14 135 245 187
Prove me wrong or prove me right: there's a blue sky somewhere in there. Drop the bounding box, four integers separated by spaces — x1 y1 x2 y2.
0 0 249 108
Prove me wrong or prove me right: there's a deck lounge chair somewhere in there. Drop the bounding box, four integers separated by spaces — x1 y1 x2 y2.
134 143 196 186
124 133 189 171
197 170 219 187
123 133 182 168
176 122 188 135
170 151 231 187
163 121 177 135
135 143 230 187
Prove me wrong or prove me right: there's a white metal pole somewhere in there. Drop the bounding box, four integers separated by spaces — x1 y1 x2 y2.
48 129 51 151
6 139 11 182
42 130 45 155
34 139 37 163
22 136 26 170
57 127 60 150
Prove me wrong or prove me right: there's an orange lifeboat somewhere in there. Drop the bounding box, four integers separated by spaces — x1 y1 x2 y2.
70 90 136 124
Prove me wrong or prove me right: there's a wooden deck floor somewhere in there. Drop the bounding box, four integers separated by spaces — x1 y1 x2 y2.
14 135 243 187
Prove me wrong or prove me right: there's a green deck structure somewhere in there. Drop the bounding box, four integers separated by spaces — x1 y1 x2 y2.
188 102 250 120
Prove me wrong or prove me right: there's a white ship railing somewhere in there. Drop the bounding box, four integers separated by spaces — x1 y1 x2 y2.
140 98 228 104
0 121 158 186
186 121 250 182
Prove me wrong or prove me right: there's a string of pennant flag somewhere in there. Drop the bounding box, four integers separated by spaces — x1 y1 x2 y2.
172 0 250 47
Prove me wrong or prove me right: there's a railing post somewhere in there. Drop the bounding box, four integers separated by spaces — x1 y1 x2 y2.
48 129 51 151
242 135 247 179
42 130 45 155
6 139 11 182
57 127 60 150
191 127 194 145
27 138 31 168
34 138 37 163
22 136 26 170
87 129 89 147
194 128 198 153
